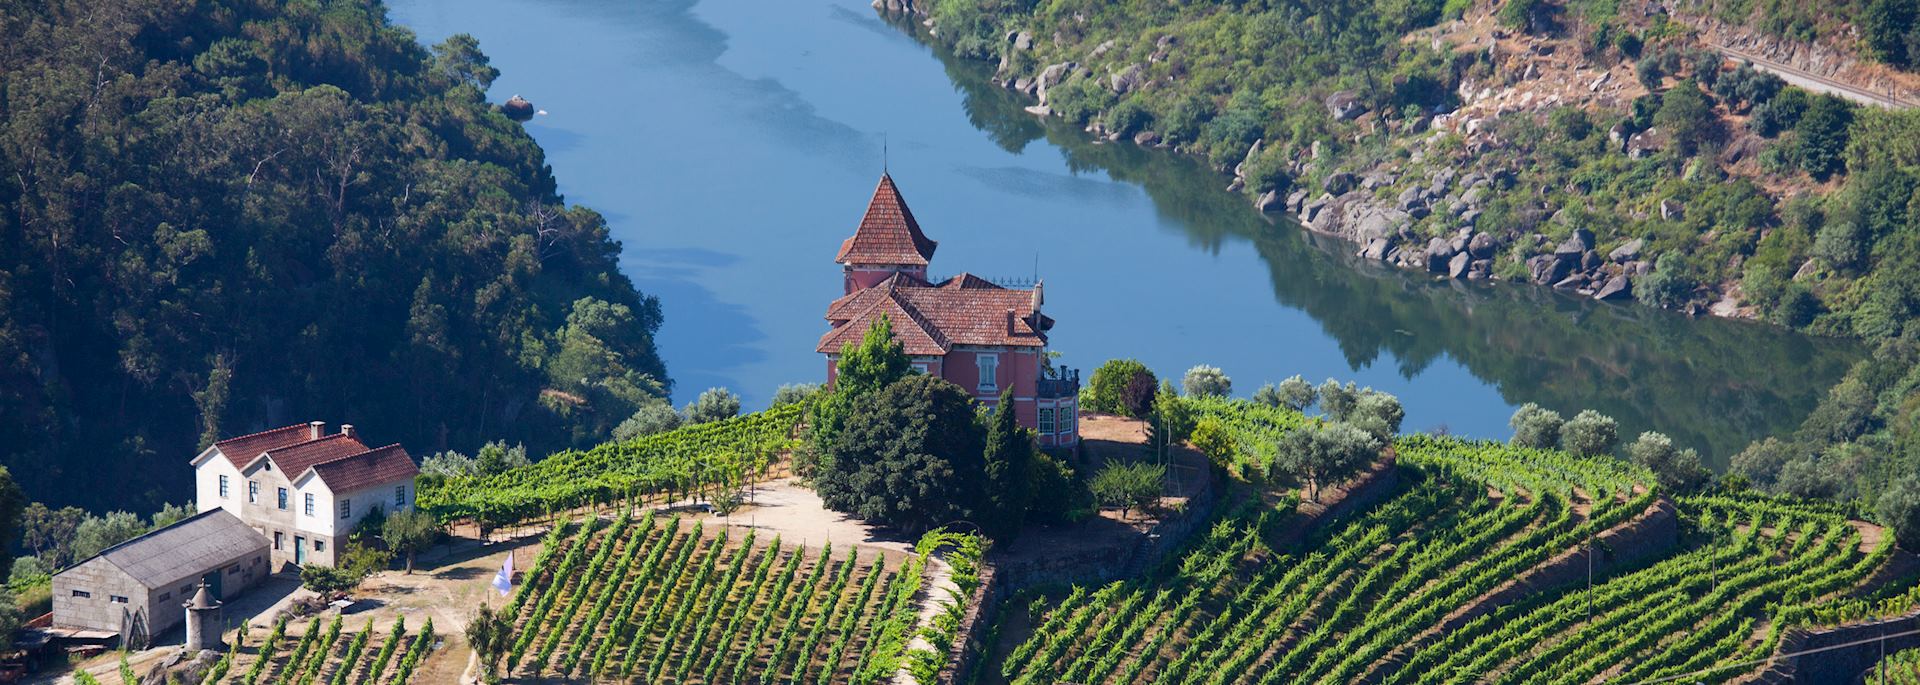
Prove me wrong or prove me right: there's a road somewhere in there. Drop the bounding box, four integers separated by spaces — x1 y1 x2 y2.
1709 43 1916 109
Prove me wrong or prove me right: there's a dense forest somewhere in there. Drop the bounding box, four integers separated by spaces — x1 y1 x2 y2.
909 0 1920 523
0 0 670 512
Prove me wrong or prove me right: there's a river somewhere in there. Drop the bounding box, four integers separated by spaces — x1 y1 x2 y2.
388 0 1860 467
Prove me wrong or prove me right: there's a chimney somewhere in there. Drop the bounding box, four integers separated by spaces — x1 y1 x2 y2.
1031 279 1044 316
308 421 325 440
1006 308 1017 336
340 424 355 439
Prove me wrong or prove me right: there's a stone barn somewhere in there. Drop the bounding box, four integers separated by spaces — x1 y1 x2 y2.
51 509 270 646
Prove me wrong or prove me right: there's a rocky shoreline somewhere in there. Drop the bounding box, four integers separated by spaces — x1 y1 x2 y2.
1274 163 1648 303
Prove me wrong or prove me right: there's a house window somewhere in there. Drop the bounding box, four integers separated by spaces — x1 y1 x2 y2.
158 592 171 602
977 354 999 392
1039 408 1055 434
274 532 284 550
340 499 351 520
248 480 259 504
180 585 192 595
912 361 931 374
218 474 230 499
395 485 407 508
70 590 90 599
304 493 315 517
314 540 326 553
109 595 128 604
1063 405 1077 435
277 487 288 510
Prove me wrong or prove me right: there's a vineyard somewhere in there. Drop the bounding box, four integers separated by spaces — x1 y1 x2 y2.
982 400 1902 685
1881 648 1920 683
186 613 436 685
491 509 933 684
417 405 806 524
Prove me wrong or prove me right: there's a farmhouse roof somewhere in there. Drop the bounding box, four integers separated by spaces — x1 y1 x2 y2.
209 424 313 469
307 444 419 493
260 434 372 475
835 173 938 266
75 509 268 589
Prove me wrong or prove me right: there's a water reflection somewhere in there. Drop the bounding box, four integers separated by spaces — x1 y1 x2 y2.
899 16 1861 466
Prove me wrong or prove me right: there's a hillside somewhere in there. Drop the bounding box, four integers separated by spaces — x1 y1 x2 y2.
903 0 1920 536
0 0 670 511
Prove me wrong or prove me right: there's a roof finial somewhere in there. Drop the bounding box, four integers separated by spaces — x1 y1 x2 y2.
883 132 889 175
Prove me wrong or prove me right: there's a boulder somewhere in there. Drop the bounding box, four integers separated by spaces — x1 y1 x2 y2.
1256 189 1283 213
1528 254 1574 285
1553 272 1588 289
1036 62 1077 102
1226 178 1245 193
1609 238 1644 262
502 95 536 121
1286 189 1310 213
1324 172 1357 195
1326 91 1369 120
1013 31 1034 50
1659 199 1684 221
1090 38 1115 57
1628 260 1653 277
1397 186 1428 211
1468 232 1498 259
1133 130 1160 146
1460 185 1488 207
1425 237 1456 272
1109 63 1146 94
1361 237 1394 260
1013 77 1035 94
1594 275 1633 300
1301 198 1329 224
1582 249 1602 271
1448 251 1472 279
1555 227 1595 256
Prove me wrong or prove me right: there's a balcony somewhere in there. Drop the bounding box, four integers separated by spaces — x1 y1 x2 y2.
1037 367 1080 399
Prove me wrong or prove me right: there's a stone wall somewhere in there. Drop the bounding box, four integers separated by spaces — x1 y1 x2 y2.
1753 611 1920 683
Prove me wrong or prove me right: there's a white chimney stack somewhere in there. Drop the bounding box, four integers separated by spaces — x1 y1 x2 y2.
308 421 325 440
340 424 355 439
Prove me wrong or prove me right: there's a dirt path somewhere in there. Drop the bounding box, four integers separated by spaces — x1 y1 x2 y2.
1709 43 1916 108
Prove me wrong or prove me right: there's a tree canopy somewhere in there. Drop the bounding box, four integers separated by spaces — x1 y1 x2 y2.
815 374 988 535
0 0 668 511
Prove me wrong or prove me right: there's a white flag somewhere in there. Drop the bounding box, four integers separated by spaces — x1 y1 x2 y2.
491 552 513 597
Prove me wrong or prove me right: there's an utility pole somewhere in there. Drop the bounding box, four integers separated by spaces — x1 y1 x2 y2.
1586 527 1594 622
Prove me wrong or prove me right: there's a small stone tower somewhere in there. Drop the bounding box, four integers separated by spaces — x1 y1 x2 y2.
183 583 224 652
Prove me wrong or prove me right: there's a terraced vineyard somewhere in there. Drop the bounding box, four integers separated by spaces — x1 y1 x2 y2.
418 405 806 524
1881 648 1920 683
984 401 1896 685
204 614 435 685
498 510 922 684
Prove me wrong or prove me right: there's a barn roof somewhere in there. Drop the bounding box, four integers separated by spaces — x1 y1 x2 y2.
76 509 268 589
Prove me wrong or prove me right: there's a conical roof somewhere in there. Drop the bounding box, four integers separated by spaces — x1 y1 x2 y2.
835 173 937 266
188 583 219 609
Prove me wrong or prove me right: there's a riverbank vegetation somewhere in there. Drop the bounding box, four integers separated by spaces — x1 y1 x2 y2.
905 0 1920 546
0 0 669 513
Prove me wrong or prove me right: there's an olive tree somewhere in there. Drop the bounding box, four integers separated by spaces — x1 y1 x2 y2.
1509 403 1565 449
1348 392 1405 440
1626 431 1710 492
1560 410 1620 456
683 387 742 424
1316 380 1359 421
614 401 683 440
1275 375 1317 412
1182 365 1232 398
1276 422 1381 502
1875 475 1920 550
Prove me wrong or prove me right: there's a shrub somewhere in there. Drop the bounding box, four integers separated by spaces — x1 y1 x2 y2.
1026 453 1091 523
1560 410 1621 456
1189 417 1238 467
1317 379 1359 421
1510 403 1565 448
1182 365 1232 398
1348 392 1405 440
1794 94 1854 179
1730 436 1798 488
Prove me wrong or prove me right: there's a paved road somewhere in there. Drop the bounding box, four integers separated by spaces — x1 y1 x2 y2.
1709 43 1916 109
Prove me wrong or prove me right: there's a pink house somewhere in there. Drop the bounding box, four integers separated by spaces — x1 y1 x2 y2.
818 173 1080 448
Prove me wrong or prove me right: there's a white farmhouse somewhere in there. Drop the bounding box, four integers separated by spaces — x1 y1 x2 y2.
191 421 418 568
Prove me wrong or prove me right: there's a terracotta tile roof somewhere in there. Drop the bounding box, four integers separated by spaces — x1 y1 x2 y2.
818 273 1049 355
210 424 313 469
261 434 372 476
308 444 418 494
835 173 938 266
